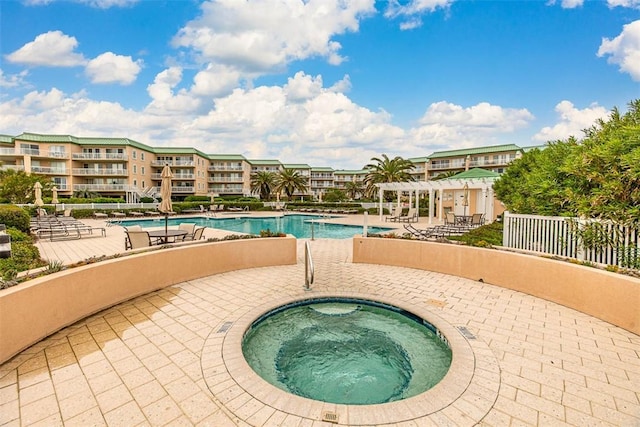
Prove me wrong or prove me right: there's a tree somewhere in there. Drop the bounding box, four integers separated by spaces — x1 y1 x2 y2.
250 171 276 200
344 181 363 200
363 154 415 200
273 168 309 199
494 99 640 225
323 188 347 202
0 170 51 204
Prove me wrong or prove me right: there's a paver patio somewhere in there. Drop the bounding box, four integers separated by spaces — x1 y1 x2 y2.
1 215 639 426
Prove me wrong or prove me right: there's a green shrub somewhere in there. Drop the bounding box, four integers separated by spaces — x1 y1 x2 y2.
0 240 46 277
0 205 31 232
184 195 211 202
448 222 503 247
140 197 155 203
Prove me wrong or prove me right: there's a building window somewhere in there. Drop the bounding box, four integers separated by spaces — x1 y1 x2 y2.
141 152 145 161
134 179 137 187
132 150 137 160
133 165 137 174
141 166 145 175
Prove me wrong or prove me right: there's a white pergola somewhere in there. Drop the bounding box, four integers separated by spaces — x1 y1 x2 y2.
376 173 499 224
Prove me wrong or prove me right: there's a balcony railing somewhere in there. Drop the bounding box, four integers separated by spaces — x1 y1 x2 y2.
0 148 69 158
150 160 195 167
208 166 244 171
208 177 244 183
0 165 25 172
171 186 195 193
72 168 128 176
72 184 130 192
150 173 195 180
209 185 244 193
72 153 128 161
32 167 67 175
429 161 465 170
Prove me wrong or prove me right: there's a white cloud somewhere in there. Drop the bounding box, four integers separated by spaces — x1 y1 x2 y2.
172 0 376 73
384 0 453 29
532 101 609 142
145 67 200 113
190 64 242 97
413 101 534 144
598 20 640 81
0 69 29 89
607 0 640 7
85 52 142 85
5 31 86 67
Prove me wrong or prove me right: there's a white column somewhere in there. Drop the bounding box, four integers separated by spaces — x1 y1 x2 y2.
378 187 383 221
428 188 434 225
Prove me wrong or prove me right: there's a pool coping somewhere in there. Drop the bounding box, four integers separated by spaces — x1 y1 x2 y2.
202 291 501 425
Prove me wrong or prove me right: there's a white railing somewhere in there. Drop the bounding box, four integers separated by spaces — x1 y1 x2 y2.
503 212 639 269
71 153 128 160
72 168 127 175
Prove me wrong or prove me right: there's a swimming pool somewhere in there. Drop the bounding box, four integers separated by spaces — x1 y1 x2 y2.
117 214 392 239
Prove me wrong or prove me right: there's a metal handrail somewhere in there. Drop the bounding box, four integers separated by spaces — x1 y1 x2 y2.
304 241 314 290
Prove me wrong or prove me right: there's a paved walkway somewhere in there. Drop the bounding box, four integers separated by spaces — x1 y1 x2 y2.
2 216 639 426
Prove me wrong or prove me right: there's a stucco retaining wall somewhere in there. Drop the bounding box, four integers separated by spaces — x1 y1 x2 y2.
353 237 639 335
0 237 297 364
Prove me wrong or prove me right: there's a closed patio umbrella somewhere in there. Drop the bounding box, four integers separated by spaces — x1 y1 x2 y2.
34 182 44 215
51 186 59 204
158 164 174 234
462 182 469 217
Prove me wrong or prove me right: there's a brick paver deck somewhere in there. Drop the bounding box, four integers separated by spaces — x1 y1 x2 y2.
3 217 639 426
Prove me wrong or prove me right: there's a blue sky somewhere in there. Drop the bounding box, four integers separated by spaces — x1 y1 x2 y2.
1 0 639 169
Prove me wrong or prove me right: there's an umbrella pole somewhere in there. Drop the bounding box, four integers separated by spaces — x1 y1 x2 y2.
165 214 168 234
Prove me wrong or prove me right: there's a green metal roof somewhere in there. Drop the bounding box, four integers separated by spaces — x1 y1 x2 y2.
0 135 13 145
248 159 282 165
445 168 501 180
208 154 247 161
520 144 545 153
311 167 334 172
334 169 368 175
428 144 521 159
283 163 311 169
153 146 209 157
13 132 155 151
409 156 429 163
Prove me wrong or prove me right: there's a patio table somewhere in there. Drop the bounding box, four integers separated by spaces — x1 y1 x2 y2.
148 229 188 244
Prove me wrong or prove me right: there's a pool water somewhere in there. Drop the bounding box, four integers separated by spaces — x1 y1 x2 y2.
118 214 391 239
242 299 452 405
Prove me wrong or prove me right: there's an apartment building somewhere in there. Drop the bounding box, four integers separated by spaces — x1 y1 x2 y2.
0 132 537 201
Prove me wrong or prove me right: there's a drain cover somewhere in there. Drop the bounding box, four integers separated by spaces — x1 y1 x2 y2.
321 411 339 424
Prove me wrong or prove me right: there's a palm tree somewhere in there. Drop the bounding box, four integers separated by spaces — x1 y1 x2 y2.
274 169 309 199
432 170 462 180
363 154 415 199
344 181 363 200
250 171 276 200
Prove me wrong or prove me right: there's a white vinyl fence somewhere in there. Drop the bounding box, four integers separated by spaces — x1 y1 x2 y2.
502 212 639 269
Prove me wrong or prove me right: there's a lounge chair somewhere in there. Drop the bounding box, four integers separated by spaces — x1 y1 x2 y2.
398 208 418 223
111 212 126 218
129 211 144 217
125 230 152 250
0 233 12 259
385 206 403 222
93 212 108 219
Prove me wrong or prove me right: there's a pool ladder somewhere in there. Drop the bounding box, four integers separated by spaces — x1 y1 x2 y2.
304 241 314 291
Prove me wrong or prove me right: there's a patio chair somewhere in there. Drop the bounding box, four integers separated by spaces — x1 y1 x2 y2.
470 213 485 228
183 227 205 241
178 223 196 240
385 206 403 222
129 211 144 217
125 230 152 250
